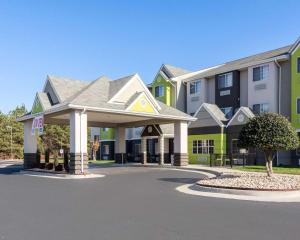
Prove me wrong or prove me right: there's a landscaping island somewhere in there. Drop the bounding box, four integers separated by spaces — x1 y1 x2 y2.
198 172 300 191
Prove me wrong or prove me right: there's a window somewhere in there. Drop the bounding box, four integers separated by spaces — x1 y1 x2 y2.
220 107 233 119
253 103 269 114
297 98 300 114
190 81 201 94
192 140 214 154
190 112 195 116
218 72 233 89
155 85 164 97
298 57 300 73
253 65 269 81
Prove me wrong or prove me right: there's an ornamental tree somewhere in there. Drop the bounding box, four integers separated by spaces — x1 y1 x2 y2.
238 113 299 177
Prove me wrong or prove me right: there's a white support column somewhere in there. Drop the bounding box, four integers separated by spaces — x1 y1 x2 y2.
159 135 164 165
174 121 188 166
141 137 147 164
69 110 88 174
23 120 38 169
115 127 126 163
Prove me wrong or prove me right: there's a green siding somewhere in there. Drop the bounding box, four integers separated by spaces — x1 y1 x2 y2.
151 74 173 106
188 133 226 164
100 128 115 141
291 46 300 129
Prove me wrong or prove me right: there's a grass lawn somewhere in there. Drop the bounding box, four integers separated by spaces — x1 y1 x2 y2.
88 160 115 165
233 165 300 175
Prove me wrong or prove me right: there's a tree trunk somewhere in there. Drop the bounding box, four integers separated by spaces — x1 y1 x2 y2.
264 150 274 177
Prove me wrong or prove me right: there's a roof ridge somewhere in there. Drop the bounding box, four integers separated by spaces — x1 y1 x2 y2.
66 76 109 104
222 44 292 65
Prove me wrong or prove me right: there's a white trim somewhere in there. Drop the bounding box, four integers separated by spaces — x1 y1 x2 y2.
289 37 300 55
108 74 161 111
191 103 226 127
125 92 159 114
226 107 254 127
134 74 162 110
108 75 135 103
43 76 62 103
17 102 196 123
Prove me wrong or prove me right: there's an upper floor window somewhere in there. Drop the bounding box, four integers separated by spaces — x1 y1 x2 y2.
253 103 269 114
190 81 201 94
297 57 300 73
253 65 269 81
297 98 300 114
155 85 164 97
218 72 233 89
220 107 233 119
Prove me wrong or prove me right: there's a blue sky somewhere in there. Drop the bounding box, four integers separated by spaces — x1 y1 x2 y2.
0 0 299 113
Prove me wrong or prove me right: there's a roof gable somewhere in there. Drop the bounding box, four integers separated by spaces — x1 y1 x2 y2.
126 92 158 114
162 64 191 78
108 74 161 110
289 37 300 54
190 103 227 128
227 107 254 127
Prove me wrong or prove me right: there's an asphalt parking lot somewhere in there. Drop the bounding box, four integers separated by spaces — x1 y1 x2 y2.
0 161 300 240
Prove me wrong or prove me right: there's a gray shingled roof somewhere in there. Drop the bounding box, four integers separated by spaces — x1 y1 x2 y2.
48 75 90 102
37 74 194 121
109 75 135 99
37 92 52 111
179 45 292 80
203 103 228 122
162 64 191 78
69 76 111 107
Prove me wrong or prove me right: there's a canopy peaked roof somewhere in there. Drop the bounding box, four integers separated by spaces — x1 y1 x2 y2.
18 73 195 125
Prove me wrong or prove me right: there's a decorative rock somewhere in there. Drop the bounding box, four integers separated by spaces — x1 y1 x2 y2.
199 172 300 190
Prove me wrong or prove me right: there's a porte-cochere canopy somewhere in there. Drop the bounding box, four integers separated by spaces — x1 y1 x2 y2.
18 73 196 174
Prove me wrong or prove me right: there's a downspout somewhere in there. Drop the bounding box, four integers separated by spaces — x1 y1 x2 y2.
274 59 281 167
80 108 87 174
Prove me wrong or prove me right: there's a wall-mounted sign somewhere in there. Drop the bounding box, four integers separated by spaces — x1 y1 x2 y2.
31 115 44 136
220 90 230 96
197 156 208 162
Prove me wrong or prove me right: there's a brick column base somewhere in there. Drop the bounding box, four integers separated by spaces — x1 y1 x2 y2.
115 153 127 164
173 153 188 166
24 153 39 169
69 153 88 174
